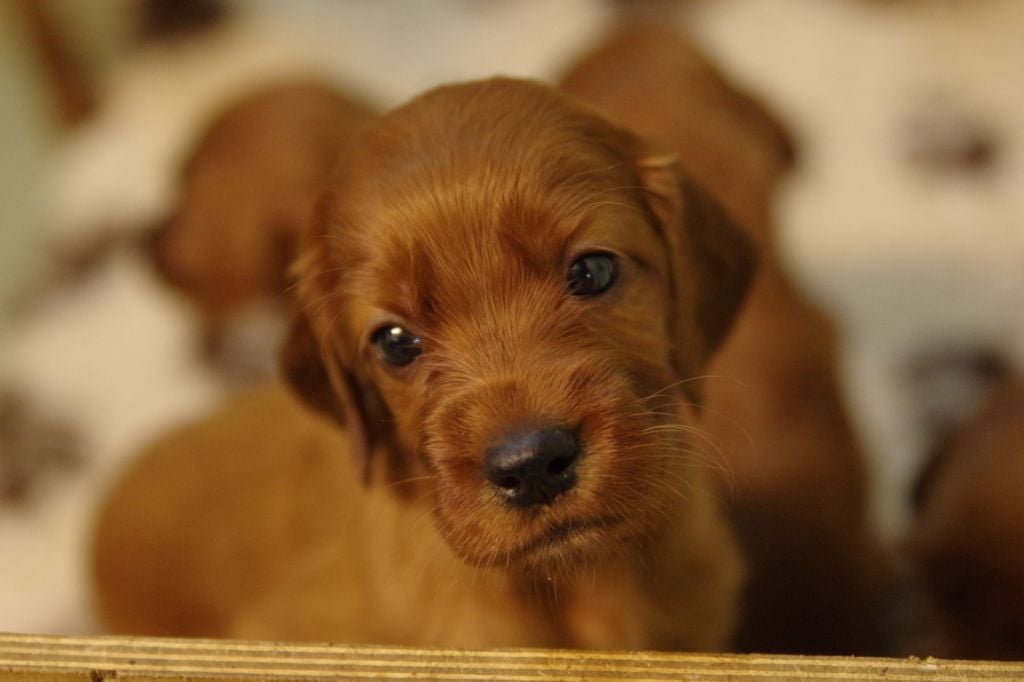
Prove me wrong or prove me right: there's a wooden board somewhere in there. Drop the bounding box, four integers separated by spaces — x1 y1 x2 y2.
2 634 1024 681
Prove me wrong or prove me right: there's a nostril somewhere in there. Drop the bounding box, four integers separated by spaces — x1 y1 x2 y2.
546 455 574 476
497 475 520 490
538 427 579 478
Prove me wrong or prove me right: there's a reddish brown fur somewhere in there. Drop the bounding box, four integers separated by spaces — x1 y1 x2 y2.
560 23 888 653
151 82 376 323
905 379 1024 660
93 77 753 650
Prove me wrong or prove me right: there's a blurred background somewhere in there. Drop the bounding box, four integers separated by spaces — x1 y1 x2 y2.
1 0 1023 660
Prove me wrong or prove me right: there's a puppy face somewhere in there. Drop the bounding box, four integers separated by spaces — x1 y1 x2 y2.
284 79 754 571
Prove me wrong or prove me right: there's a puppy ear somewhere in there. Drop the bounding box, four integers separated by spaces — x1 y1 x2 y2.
638 155 758 380
279 311 353 424
278 238 377 483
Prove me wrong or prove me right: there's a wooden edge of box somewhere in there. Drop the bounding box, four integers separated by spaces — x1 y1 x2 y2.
1 633 1023 681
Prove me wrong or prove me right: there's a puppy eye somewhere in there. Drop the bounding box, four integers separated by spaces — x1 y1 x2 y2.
372 325 423 367
567 252 618 297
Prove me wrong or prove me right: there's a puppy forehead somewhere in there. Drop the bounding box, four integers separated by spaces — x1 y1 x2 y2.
360 174 627 323
335 79 650 320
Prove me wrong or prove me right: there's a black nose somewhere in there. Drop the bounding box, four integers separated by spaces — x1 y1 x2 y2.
484 427 580 508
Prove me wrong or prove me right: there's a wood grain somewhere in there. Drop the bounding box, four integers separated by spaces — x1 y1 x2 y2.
1 634 1024 681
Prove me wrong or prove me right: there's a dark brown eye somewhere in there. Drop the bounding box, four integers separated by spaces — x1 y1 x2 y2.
568 253 618 297
372 325 422 367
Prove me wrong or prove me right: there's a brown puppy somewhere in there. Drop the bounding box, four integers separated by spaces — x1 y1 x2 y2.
93 77 754 650
149 81 376 381
905 379 1024 660
560 23 888 653
151 82 376 324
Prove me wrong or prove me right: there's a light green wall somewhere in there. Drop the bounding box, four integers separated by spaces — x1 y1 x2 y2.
0 2 59 333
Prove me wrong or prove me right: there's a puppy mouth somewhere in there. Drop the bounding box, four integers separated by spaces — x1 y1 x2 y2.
507 514 626 561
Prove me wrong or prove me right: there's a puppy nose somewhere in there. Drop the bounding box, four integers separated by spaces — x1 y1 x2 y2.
484 427 580 508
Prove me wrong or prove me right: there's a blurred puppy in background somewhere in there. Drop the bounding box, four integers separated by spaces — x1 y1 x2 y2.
903 378 1024 660
150 82 375 380
93 76 752 651
559 18 889 654
152 82 375 323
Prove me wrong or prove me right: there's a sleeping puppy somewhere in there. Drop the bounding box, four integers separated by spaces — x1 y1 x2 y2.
93 77 754 650
559 22 888 653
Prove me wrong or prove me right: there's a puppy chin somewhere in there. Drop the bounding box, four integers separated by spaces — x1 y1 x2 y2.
508 518 643 575
437 513 630 574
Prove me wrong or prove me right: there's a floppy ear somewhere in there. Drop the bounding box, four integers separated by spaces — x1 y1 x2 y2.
278 236 379 483
637 156 758 385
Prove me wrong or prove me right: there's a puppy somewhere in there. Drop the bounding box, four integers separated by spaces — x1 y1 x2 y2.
559 22 888 653
151 81 375 325
93 77 754 650
904 378 1024 660
149 81 375 380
